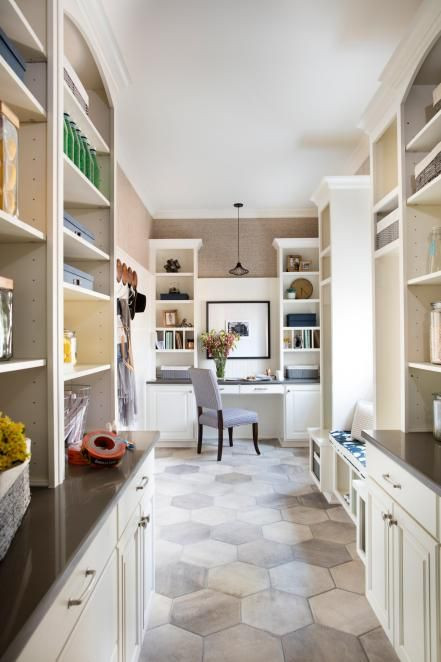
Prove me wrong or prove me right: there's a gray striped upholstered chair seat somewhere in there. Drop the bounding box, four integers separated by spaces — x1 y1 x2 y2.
199 407 258 428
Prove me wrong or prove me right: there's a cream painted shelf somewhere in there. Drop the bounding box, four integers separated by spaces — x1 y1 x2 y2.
0 55 46 122
283 299 320 304
374 239 399 259
63 227 109 261
63 364 111 381
406 107 441 152
2 0 46 59
408 362 441 374
64 82 109 154
0 209 45 242
283 271 320 276
407 172 441 205
408 270 441 286
283 326 320 330
63 282 110 302
155 349 194 354
0 358 46 374
63 154 110 208
284 349 320 353
373 187 399 214
155 299 194 304
155 272 194 277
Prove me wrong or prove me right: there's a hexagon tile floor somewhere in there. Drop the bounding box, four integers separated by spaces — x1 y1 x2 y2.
141 440 398 662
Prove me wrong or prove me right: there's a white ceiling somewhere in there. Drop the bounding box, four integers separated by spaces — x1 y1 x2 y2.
102 0 422 217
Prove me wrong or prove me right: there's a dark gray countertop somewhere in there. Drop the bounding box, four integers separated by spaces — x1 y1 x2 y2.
362 429 441 496
146 378 320 385
0 430 158 662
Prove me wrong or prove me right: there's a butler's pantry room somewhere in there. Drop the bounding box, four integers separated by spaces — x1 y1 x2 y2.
3 1 441 661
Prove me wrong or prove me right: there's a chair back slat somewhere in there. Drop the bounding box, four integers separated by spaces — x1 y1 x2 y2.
189 368 222 411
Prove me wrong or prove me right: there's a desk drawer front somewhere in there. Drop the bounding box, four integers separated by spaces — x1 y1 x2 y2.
218 385 240 394
367 444 438 539
118 450 154 538
239 385 285 395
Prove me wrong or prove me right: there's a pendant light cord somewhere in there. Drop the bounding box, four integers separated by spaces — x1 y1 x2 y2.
237 206 240 262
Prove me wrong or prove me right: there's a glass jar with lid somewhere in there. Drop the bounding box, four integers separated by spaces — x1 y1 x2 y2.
430 302 441 364
428 227 441 273
64 330 77 368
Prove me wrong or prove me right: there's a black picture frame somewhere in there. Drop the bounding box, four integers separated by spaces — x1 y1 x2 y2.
206 300 271 359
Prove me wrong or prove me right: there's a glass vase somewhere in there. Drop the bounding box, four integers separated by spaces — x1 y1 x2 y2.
214 356 226 380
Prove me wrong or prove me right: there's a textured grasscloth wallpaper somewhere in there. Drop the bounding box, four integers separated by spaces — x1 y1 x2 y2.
152 217 318 277
117 165 153 268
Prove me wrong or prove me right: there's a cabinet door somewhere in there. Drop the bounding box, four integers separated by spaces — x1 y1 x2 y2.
147 386 195 441
285 387 320 440
58 551 118 662
119 509 142 662
140 493 155 633
392 504 439 662
366 480 394 642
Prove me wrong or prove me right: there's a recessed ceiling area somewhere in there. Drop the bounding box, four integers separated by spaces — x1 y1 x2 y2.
103 0 422 216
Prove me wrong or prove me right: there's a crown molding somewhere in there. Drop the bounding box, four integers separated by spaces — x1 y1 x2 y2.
153 207 317 220
73 0 131 99
359 0 441 136
311 176 371 210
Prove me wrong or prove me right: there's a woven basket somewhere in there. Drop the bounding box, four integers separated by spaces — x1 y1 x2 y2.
416 150 441 191
0 440 31 560
376 220 399 250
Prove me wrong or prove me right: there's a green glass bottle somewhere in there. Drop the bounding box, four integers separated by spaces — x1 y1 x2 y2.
90 148 101 189
70 120 80 167
65 113 75 159
63 113 68 154
75 127 85 173
81 134 94 182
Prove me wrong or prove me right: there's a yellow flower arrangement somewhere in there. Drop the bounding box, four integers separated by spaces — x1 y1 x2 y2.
0 413 28 471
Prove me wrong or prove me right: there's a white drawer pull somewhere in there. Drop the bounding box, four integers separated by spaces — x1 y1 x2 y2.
382 473 401 489
139 515 150 528
254 387 268 391
68 569 97 608
136 475 149 491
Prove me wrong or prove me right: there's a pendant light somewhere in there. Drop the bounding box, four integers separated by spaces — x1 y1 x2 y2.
229 202 249 276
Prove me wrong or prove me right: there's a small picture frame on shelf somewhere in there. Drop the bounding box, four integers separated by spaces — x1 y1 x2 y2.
286 255 302 272
186 340 195 350
300 260 312 272
156 340 165 350
163 309 177 327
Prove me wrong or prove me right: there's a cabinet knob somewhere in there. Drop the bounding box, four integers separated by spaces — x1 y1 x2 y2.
381 512 392 521
136 475 149 491
388 518 398 528
68 569 97 608
139 515 150 528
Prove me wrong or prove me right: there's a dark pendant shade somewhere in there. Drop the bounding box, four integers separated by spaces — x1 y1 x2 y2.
229 202 249 276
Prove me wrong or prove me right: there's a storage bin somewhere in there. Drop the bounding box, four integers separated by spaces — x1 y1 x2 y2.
415 141 441 191
376 220 399 250
63 212 95 244
286 365 319 380
64 263 94 290
0 102 19 216
0 276 13 360
0 27 26 80
158 367 191 380
160 293 190 300
286 313 316 327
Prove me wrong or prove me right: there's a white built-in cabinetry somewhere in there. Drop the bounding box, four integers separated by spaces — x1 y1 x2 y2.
147 383 195 442
284 384 320 441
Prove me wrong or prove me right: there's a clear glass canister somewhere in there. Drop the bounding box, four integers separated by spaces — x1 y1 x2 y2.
64 330 77 367
430 302 441 364
0 103 19 216
428 227 441 273
0 277 13 360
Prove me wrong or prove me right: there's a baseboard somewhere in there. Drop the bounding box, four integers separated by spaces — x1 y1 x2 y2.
279 438 308 448
156 440 197 448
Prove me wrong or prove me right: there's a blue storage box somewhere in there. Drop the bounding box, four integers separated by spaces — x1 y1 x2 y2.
160 293 189 300
0 27 26 80
64 263 94 290
64 212 95 244
286 313 316 327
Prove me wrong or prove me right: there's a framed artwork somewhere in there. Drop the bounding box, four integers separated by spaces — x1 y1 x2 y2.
300 260 312 271
206 301 270 359
163 309 177 327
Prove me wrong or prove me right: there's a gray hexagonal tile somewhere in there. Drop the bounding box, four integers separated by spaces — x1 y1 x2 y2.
156 505 190 526
242 588 312 635
274 480 314 497
327 506 353 523
234 481 274 497
204 624 284 662
171 589 240 636
282 506 329 525
182 539 237 568
154 448 173 459
270 463 305 476
171 492 214 510
155 561 207 598
292 538 351 568
215 472 252 483
256 493 300 509
270 560 334 597
165 463 200 474
360 627 399 661
238 539 294 568
160 521 211 545
214 493 256 510
262 520 312 545
192 506 236 526
211 520 261 545
147 593 172 630
309 588 379 636
208 561 270 597
330 560 365 594
299 492 340 510
238 507 281 525
282 623 368 662
311 520 356 545
155 539 183 568
140 624 202 662
156 477 195 497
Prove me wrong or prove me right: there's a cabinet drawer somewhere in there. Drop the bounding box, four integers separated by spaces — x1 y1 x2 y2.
17 508 117 662
218 385 240 394
239 384 285 394
118 450 154 538
367 443 438 539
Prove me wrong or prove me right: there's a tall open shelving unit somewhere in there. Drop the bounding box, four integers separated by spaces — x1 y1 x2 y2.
0 1 116 487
